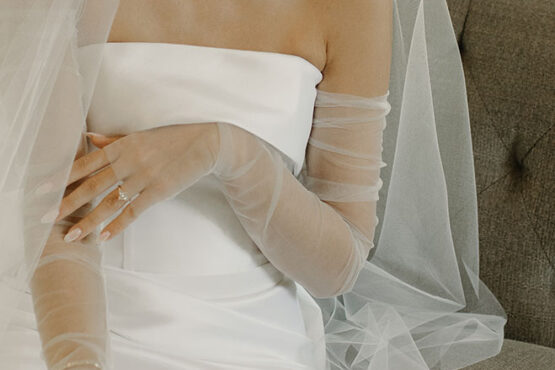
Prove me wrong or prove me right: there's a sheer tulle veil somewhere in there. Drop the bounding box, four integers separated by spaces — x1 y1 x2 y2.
316 1 507 368
0 0 506 369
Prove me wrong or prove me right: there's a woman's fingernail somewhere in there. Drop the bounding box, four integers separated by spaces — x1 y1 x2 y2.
85 132 104 139
64 228 82 243
40 209 59 224
35 182 53 196
98 231 111 243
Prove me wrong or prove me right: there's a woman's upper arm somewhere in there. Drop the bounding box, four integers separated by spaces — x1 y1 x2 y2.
318 0 393 97
304 0 393 244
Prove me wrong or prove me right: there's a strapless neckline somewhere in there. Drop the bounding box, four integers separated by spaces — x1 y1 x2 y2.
106 41 323 78
87 41 323 177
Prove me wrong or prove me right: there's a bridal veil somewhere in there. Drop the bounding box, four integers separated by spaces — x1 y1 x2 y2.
0 0 506 369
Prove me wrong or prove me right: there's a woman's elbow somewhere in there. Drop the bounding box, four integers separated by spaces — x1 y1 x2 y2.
308 253 366 299
308 274 358 299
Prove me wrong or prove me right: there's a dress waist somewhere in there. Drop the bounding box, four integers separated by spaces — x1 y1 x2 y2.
94 175 324 367
103 260 284 301
101 175 269 275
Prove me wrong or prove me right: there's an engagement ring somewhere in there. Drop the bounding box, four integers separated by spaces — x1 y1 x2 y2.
118 186 130 202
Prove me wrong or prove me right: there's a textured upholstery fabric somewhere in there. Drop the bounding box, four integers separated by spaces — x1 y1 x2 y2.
464 339 555 370
445 0 554 349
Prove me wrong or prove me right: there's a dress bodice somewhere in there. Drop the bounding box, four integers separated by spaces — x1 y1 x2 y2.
87 42 323 176
85 42 323 279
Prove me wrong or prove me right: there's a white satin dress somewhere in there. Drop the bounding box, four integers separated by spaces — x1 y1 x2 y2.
1 42 328 369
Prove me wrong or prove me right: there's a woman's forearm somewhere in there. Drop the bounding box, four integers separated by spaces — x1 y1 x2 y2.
31 222 107 369
212 123 374 298
30 138 109 370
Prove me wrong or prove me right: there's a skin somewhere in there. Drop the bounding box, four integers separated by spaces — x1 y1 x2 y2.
57 0 393 246
107 0 328 72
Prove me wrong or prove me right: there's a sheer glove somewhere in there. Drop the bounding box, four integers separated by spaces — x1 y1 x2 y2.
55 123 220 243
31 134 110 370
212 89 391 298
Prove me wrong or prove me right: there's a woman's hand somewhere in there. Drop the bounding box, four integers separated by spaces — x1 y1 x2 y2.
55 122 220 243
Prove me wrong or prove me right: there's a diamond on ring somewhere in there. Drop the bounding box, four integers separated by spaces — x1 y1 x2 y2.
118 186 130 202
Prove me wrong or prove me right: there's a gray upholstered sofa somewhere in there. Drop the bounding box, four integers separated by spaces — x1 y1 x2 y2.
444 0 555 369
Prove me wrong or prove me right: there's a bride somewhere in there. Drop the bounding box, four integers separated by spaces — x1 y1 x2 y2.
0 0 506 369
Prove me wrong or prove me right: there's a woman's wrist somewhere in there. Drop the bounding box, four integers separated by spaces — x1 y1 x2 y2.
210 122 261 180
207 122 223 175
210 122 230 177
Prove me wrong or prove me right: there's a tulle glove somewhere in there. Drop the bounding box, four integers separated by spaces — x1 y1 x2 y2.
212 89 391 298
31 134 110 370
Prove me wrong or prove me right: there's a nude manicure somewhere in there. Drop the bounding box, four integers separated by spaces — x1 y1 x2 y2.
40 208 59 224
98 231 111 243
64 228 82 243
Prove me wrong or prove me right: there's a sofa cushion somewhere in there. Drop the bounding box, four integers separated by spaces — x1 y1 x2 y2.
464 339 555 369
446 0 555 347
